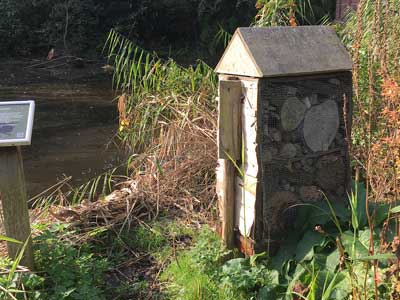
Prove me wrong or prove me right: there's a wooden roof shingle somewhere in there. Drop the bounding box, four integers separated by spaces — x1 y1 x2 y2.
215 26 352 78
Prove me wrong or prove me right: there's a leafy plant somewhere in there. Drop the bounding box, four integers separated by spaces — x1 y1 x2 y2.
0 235 44 300
253 0 334 27
164 182 400 300
33 224 110 300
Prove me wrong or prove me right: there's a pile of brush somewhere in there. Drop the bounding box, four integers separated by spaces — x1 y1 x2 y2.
47 121 217 233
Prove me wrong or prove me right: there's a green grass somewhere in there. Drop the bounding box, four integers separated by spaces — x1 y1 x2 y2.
0 219 200 300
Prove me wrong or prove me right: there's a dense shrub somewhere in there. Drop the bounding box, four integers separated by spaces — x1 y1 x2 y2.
0 0 257 58
0 1 24 55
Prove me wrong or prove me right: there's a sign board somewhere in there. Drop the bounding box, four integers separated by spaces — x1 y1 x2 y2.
0 101 35 147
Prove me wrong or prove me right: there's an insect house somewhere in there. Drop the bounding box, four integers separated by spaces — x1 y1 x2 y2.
215 26 353 253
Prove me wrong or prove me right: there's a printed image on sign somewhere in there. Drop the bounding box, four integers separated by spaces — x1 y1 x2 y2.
0 101 35 147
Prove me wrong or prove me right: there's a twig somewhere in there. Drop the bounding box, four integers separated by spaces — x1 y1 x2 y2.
0 285 18 300
24 56 79 69
28 176 72 204
63 0 69 51
271 148 342 163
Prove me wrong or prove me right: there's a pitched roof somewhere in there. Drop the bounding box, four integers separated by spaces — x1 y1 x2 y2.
215 26 352 78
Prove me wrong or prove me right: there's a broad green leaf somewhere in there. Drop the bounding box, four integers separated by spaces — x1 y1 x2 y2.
258 286 277 299
353 181 368 228
327 273 351 300
358 229 380 251
371 203 390 225
325 249 340 272
295 231 325 262
340 231 369 259
270 232 299 271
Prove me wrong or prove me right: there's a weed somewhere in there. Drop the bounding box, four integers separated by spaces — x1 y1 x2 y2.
33 224 110 300
253 0 333 27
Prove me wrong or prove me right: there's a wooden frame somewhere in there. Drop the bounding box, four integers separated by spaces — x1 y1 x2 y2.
0 100 35 147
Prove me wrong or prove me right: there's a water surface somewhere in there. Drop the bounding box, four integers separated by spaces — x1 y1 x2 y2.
0 60 122 197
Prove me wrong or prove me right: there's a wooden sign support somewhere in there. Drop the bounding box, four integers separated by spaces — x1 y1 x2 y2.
0 147 34 269
0 100 35 269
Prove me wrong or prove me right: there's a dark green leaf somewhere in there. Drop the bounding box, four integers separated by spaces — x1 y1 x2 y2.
295 231 325 262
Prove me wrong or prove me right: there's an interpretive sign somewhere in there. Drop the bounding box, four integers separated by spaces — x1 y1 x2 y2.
0 101 35 147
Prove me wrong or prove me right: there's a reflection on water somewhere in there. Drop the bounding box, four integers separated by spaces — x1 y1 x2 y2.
0 80 123 197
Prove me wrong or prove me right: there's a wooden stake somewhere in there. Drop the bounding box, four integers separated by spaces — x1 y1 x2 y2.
218 80 242 160
217 159 236 249
0 147 34 269
217 79 242 249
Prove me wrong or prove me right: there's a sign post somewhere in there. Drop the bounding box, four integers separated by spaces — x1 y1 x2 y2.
0 101 35 269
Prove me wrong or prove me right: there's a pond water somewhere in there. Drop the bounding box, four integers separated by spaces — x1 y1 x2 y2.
0 60 123 197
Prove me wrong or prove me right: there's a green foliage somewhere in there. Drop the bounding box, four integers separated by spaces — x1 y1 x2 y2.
0 0 24 55
162 228 227 300
46 0 100 51
191 228 228 274
0 0 257 57
105 29 217 149
164 252 223 300
0 224 110 299
254 0 335 27
164 183 399 300
0 236 44 300
33 224 110 300
0 256 44 300
0 0 93 55
220 255 279 298
197 0 256 53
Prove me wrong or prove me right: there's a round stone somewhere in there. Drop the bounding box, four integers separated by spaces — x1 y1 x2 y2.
303 100 339 152
265 191 300 234
269 128 282 142
280 143 298 159
299 185 323 202
280 97 307 131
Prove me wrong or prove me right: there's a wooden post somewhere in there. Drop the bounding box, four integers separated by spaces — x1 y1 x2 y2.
218 80 242 160
0 147 34 269
217 160 236 249
217 80 242 249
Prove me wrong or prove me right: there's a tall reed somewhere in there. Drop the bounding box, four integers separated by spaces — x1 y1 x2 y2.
104 29 217 151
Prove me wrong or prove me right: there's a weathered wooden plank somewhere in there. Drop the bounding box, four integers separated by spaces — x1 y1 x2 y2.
242 80 258 178
0 147 34 269
235 175 257 237
218 80 242 160
216 159 235 249
234 80 259 239
215 33 262 77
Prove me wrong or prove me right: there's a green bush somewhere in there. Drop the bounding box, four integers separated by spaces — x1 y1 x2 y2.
0 0 24 55
33 224 110 300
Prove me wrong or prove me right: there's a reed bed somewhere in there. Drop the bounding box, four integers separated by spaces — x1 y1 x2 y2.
28 30 219 239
